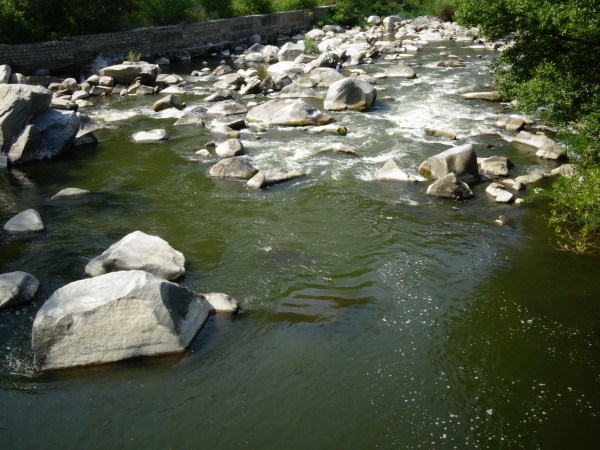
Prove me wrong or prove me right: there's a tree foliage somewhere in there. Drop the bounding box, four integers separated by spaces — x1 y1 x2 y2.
454 0 600 253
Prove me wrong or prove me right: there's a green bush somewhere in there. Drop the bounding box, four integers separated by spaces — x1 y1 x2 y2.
272 0 317 12
230 0 272 16
302 35 320 54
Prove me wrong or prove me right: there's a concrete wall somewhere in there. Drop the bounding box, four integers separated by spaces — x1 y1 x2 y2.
0 7 332 74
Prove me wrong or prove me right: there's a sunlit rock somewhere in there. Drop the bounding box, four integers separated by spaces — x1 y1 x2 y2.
246 99 333 127
32 270 210 371
418 143 480 184
85 230 185 281
375 159 424 182
246 169 305 189
132 129 168 143
0 271 39 310
215 138 244 157
324 78 377 111
426 172 473 199
209 156 258 180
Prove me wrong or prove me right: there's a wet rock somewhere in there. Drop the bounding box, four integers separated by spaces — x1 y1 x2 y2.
205 90 235 102
132 129 168 143
317 143 359 158
418 143 480 184
32 270 210 371
207 100 248 116
209 156 258 180
246 169 305 189
85 230 185 280
278 83 321 99
0 271 39 310
460 91 502 102
51 187 90 200
425 128 457 140
515 172 545 185
437 60 466 68
505 117 525 132
478 156 512 177
307 124 348 135
324 78 377 111
152 94 185 112
215 138 244 157
174 112 205 127
426 172 474 199
201 292 240 314
512 131 565 160
485 183 514 203
3 209 45 232
375 159 423 182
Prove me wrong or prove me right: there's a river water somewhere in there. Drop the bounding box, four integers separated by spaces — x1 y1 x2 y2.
1 39 599 449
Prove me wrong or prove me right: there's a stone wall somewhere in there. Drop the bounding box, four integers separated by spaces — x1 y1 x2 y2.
0 7 332 74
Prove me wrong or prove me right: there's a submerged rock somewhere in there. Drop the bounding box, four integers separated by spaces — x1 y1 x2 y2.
32 270 210 371
246 169 305 189
460 91 502 102
3 209 45 232
132 129 168 143
51 187 90 200
375 159 423 182
85 230 185 281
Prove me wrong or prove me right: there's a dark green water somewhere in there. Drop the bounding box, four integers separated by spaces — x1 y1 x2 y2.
1 41 599 449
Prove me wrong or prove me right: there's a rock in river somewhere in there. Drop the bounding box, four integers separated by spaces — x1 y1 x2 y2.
0 271 39 310
32 270 211 371
418 143 480 184
85 230 185 281
3 209 45 232
246 99 334 127
324 78 377 111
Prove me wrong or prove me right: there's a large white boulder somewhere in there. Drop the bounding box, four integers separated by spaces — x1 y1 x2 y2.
324 78 377 111
85 231 185 280
512 131 565 160
6 109 80 164
0 64 11 84
32 270 211 371
418 144 480 184
0 271 39 310
0 84 52 150
246 99 333 127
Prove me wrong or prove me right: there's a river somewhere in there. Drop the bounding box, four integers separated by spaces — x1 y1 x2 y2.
1 38 599 449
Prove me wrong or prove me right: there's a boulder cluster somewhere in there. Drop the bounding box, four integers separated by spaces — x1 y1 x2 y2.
1 14 574 371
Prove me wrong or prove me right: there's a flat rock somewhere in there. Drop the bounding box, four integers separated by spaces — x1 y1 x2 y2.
246 169 305 189
383 64 417 79
207 100 248 116
132 129 168 143
461 91 502 102
51 187 90 200
203 292 240 314
485 182 514 203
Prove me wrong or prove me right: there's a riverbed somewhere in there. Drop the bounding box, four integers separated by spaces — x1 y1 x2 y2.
1 38 599 449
